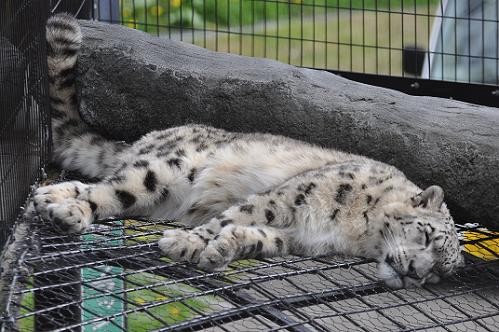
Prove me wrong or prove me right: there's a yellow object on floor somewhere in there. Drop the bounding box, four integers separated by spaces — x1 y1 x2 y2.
463 230 499 261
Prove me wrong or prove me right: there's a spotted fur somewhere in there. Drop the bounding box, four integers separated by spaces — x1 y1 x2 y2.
33 14 464 289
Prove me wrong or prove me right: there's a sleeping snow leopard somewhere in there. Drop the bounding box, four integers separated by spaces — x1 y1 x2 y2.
33 13 464 289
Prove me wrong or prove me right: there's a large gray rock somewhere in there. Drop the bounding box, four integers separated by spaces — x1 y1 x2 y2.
77 20 499 228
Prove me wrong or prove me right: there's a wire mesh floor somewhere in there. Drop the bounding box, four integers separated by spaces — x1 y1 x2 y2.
1 204 498 331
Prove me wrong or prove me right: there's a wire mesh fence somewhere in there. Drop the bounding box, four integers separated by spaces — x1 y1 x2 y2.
1 198 498 331
1 0 498 242
49 0 93 18
1 1 499 331
95 0 499 86
0 0 51 249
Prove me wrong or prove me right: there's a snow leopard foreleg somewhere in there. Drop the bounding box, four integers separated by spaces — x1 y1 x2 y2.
198 225 290 271
159 189 295 268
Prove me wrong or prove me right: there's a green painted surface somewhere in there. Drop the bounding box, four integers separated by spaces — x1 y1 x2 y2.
126 272 221 331
18 280 34 331
78 220 234 331
81 221 125 331
15 220 233 330
123 220 234 330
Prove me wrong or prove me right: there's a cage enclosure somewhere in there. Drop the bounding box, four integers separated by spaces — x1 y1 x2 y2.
1 1 498 331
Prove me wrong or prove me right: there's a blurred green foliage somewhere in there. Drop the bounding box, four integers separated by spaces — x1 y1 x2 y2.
121 0 440 32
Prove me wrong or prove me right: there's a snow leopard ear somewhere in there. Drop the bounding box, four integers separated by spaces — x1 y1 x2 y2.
411 185 444 211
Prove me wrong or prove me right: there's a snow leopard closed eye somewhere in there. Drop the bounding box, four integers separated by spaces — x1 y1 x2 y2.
32 13 464 289
375 186 464 288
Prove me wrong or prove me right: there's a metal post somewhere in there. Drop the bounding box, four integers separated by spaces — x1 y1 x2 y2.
98 0 120 23
34 235 82 331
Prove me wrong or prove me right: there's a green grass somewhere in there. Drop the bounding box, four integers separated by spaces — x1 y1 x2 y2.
121 0 440 31
120 1 438 75
190 8 436 75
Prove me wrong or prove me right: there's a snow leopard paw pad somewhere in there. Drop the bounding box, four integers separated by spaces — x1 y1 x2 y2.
33 181 86 218
197 239 234 272
159 229 208 263
42 198 93 233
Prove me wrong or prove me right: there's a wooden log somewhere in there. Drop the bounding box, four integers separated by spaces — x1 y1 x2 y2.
77 21 499 228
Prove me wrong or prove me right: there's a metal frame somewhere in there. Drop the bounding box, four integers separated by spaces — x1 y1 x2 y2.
330 70 499 107
1 214 497 331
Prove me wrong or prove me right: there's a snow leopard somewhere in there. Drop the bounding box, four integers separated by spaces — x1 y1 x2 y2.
33 13 464 289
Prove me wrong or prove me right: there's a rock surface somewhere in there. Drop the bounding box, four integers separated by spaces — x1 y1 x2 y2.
77 20 499 228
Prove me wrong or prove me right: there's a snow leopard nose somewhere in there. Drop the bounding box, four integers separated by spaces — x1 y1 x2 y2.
53 217 70 232
385 254 394 265
406 260 419 279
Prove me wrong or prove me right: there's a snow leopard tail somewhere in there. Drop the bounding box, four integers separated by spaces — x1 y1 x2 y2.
46 13 83 133
46 14 129 178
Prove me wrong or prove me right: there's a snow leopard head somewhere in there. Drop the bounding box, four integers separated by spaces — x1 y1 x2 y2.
375 186 464 289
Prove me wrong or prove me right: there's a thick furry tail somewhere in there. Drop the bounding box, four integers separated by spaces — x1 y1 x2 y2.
46 14 129 179
46 13 83 133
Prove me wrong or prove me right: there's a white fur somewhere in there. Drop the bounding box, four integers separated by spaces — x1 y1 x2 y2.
36 14 464 289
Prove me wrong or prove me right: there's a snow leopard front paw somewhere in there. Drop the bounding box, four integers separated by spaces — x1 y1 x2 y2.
33 181 86 218
158 229 207 263
43 198 93 233
197 239 234 271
